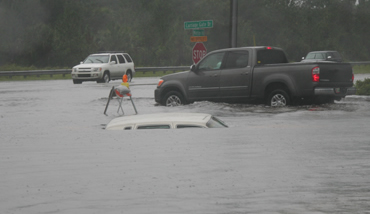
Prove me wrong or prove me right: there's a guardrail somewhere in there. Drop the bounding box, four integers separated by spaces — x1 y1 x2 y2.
0 62 369 78
0 66 190 78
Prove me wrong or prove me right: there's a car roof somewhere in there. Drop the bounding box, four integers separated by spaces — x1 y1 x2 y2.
209 46 284 54
307 51 337 53
106 112 212 129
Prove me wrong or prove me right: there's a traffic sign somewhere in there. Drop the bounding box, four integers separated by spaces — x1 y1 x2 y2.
193 29 205 36
190 36 207 42
184 20 213 29
192 42 207 64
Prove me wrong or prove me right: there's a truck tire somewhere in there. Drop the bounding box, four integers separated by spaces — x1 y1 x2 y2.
73 79 82 84
162 91 186 107
98 72 110 83
266 89 290 107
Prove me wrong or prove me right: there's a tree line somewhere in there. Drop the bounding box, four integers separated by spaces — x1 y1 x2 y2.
0 0 369 68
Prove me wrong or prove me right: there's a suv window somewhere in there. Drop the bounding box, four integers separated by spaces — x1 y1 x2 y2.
117 54 126 64
224 51 249 69
198 52 225 71
123 54 133 63
110 55 117 63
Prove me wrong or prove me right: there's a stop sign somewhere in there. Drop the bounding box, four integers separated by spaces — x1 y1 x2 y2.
192 42 207 64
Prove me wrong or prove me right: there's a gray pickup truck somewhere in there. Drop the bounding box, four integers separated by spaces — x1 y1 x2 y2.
154 46 356 106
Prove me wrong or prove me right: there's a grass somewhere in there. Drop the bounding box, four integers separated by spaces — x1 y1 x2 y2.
0 70 183 81
0 64 369 82
352 65 370 74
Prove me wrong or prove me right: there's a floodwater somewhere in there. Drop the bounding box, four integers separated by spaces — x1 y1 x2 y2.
1 77 370 214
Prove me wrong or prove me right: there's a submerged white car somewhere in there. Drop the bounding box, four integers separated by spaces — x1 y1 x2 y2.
105 112 228 130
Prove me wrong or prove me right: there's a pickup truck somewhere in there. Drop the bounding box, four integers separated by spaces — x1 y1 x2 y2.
154 46 356 106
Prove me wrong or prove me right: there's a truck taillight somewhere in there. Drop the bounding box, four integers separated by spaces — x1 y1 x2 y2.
352 72 354 82
312 66 320 82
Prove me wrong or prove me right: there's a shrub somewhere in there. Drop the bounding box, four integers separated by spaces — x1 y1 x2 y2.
355 78 370 95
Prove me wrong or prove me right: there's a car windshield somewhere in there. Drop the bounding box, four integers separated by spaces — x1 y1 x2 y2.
206 116 228 128
305 53 316 59
83 55 109 63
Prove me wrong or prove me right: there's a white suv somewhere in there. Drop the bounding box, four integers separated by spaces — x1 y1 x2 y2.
71 52 135 84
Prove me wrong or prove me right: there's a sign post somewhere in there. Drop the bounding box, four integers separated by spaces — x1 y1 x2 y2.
192 43 207 64
185 20 212 64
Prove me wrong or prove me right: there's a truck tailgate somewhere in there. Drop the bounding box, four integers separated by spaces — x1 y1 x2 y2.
318 62 353 83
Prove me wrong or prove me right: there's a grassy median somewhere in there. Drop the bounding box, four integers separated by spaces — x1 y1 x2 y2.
0 64 369 81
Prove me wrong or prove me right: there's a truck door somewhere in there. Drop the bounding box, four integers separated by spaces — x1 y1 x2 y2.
187 52 225 100
219 50 251 98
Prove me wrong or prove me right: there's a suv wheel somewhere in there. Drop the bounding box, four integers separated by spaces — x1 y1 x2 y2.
162 91 186 107
126 71 133 82
98 72 110 83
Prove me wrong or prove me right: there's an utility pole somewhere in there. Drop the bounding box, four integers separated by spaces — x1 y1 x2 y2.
230 0 238 48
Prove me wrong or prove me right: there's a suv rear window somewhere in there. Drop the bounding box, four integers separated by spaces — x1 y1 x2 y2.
123 54 133 63
257 50 288 64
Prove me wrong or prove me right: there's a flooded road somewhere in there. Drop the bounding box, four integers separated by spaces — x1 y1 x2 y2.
1 78 370 213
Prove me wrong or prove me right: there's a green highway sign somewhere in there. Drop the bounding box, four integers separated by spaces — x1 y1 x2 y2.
193 29 205 36
184 20 213 29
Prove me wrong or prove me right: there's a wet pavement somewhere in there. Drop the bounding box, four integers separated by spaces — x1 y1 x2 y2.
1 77 370 213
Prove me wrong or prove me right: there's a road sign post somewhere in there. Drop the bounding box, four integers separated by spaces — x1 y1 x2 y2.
192 43 207 64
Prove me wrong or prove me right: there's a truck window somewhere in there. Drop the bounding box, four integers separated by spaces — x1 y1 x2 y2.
224 51 249 69
198 52 225 71
257 50 288 64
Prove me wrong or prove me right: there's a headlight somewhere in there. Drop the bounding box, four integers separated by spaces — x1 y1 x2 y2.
73 68 77 72
92 68 102 72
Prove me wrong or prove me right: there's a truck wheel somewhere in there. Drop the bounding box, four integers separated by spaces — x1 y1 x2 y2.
73 79 82 84
98 72 110 83
266 89 290 106
126 71 132 82
162 91 185 107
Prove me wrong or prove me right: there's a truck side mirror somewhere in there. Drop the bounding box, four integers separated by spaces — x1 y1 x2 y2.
190 64 197 72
